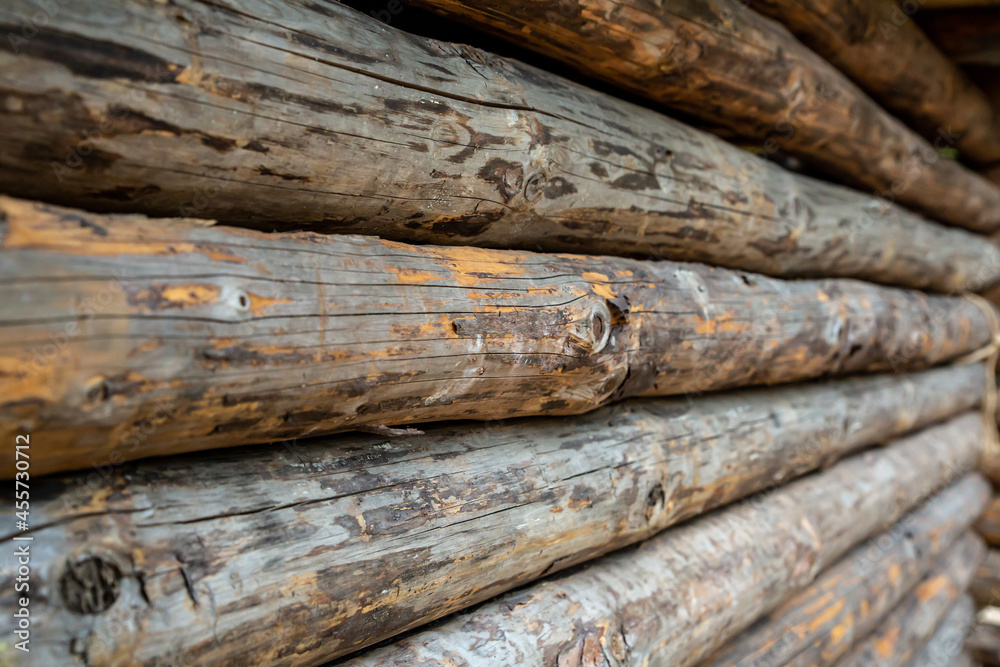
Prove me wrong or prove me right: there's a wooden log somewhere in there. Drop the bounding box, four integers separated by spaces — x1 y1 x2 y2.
977 498 1000 547
0 372 982 666
838 533 986 667
402 0 1000 233
0 4 998 283
703 479 990 666
745 0 1000 169
968 618 1000 665
908 595 976 667
919 10 1000 67
3 198 992 477
341 420 984 667
972 550 1000 607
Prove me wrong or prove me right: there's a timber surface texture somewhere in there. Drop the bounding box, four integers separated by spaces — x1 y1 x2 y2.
0 0 1000 292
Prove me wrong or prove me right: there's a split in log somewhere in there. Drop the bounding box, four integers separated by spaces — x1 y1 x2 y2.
919 9 1000 67
968 618 1000 665
977 498 1000 547
745 0 1000 170
338 417 984 667
908 595 977 667
0 2 999 283
972 550 1000 607
402 0 1000 233
3 197 993 477
702 477 990 667
838 533 986 667
0 370 983 666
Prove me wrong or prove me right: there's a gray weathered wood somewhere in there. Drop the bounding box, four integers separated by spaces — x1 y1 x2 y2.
0 367 982 666
3 197 991 477
908 595 977 667
0 0 999 289
703 478 990 667
839 534 986 667
342 416 984 667
404 0 1000 232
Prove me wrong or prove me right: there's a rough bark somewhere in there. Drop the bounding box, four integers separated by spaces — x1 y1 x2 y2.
746 0 1000 169
977 498 1000 547
403 0 1000 233
0 2 996 289
907 595 977 667
3 198 992 477
0 370 981 667
968 620 1000 665
919 10 1000 67
838 534 986 667
702 480 990 667
340 418 983 667
972 550 1000 607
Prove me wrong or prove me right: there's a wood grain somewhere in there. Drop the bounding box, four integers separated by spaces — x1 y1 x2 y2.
341 417 984 667
0 0 999 285
703 479 990 667
404 0 1000 232
3 197 991 477
0 367 982 666
839 534 986 667
747 0 1000 170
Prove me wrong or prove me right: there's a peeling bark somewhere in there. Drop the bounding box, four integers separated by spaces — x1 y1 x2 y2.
703 478 990 667
404 0 1000 232
839 534 986 667
747 0 1000 170
0 367 981 665
0 1 998 288
2 197 991 477
341 418 983 667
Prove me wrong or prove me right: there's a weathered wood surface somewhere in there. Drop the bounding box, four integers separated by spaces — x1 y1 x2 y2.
1 2 996 290
4 198 992 477
972 550 1000 607
920 10 1000 67
839 533 986 667
0 370 981 666
968 619 1000 665
746 0 1000 169
341 418 983 667
977 499 1000 548
907 595 976 667
404 0 1000 233
702 478 990 667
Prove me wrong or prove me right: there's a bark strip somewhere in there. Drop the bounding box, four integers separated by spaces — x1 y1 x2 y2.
746 0 1000 170
0 368 981 666
839 534 986 667
3 197 991 477
0 0 998 286
341 417 984 667
703 479 990 667
404 0 1000 232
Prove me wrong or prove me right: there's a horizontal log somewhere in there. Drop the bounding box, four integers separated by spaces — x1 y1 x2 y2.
404 0 1000 233
978 499 1000 547
838 533 986 667
908 595 977 667
1 3 996 290
0 370 981 666
702 477 990 666
341 417 983 667
972 550 1000 607
919 9 1000 67
3 198 992 477
746 0 1000 169
968 618 1000 665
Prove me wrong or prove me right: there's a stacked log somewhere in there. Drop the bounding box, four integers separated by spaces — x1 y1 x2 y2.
2 197 992 476
0 0 999 280
402 0 1000 231
909 595 977 667
1 367 985 664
